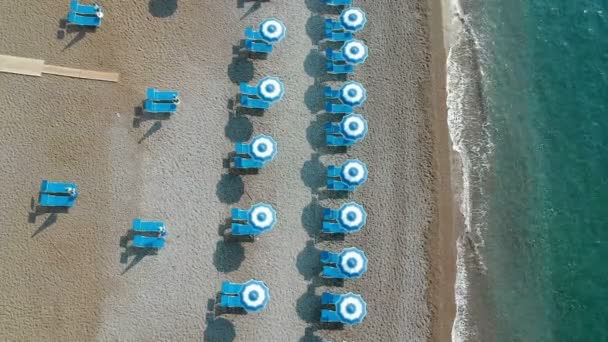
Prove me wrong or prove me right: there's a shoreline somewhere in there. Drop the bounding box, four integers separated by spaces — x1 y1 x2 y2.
427 0 460 340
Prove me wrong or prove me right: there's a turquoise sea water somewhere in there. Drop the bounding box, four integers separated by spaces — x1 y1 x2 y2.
450 1 608 340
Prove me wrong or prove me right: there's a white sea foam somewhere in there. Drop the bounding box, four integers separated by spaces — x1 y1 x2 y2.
445 0 495 341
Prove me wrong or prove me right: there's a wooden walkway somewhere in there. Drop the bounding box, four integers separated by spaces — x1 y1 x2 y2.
0 54 119 82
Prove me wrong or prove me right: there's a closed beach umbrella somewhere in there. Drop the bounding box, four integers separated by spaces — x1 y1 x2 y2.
248 203 277 231
338 202 367 231
338 247 368 278
339 81 367 106
336 293 367 325
340 159 368 186
340 114 368 141
340 8 366 32
240 279 270 312
342 40 368 65
259 18 286 43
250 135 278 162
257 77 285 103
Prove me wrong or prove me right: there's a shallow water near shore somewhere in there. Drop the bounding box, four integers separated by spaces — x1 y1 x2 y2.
449 0 608 340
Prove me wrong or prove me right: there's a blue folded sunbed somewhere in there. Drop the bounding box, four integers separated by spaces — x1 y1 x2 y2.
40 180 77 194
144 100 177 113
234 141 251 155
70 0 100 15
325 102 354 114
322 221 354 233
324 86 340 99
67 11 101 27
222 281 243 294
39 193 76 207
234 156 265 169
231 207 250 221
240 96 270 109
230 223 261 236
327 62 354 75
146 88 179 102
244 26 265 41
327 165 342 178
245 40 273 53
321 0 352 5
327 179 356 191
240 83 260 96
133 235 165 249
325 18 344 32
326 135 356 147
132 218 166 235
323 207 340 221
325 31 354 42
325 49 346 62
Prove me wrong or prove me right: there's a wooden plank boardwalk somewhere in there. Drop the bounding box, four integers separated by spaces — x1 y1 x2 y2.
0 54 119 82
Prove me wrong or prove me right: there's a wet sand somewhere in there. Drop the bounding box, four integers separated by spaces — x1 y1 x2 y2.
0 0 454 341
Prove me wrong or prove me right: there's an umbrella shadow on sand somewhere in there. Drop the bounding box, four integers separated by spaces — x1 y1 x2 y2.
213 239 245 273
216 174 245 204
301 199 324 239
203 311 236 342
301 153 327 194
119 231 158 274
305 15 326 45
297 240 322 281
304 81 326 114
225 112 253 142
228 45 255 84
305 114 348 155
304 0 341 15
149 0 177 18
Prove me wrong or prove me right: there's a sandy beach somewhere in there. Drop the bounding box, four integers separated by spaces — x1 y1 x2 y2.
0 0 454 341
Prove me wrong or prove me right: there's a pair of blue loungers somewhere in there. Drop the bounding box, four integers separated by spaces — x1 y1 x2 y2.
229 203 276 237
144 88 180 114
244 18 286 54
131 218 167 249
67 0 103 27
39 180 78 207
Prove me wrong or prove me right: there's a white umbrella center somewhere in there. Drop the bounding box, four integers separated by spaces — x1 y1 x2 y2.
342 162 365 183
241 284 266 307
340 205 363 227
261 20 284 39
339 297 364 320
342 116 365 137
342 9 364 27
340 251 364 274
251 137 275 159
340 83 364 103
344 41 367 60
259 79 282 99
250 206 274 228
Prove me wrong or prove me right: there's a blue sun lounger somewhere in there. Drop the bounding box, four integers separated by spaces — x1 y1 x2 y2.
70 0 100 15
325 31 353 42
40 180 77 194
234 157 265 169
240 96 270 109
245 40 273 53
146 88 179 102
322 221 353 233
325 102 354 114
132 218 166 235
326 134 356 147
230 222 262 236
133 235 165 249
245 26 265 41
325 49 346 62
324 86 340 99
240 83 260 96
67 11 101 27
326 165 358 191
231 207 249 221
321 0 352 5
325 19 344 32
321 251 346 278
39 193 76 207
327 62 354 75
144 100 177 113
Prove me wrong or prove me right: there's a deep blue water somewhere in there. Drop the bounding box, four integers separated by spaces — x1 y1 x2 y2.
452 1 608 340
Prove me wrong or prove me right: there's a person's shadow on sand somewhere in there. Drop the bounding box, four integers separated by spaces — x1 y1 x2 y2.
119 231 158 274
149 0 177 17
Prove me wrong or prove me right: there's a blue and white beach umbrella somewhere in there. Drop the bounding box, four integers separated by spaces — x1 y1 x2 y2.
338 247 368 278
342 40 369 65
336 293 367 325
340 8 366 32
239 279 270 312
259 18 286 44
339 81 367 106
257 77 285 103
248 203 277 231
340 159 368 186
338 202 367 231
340 114 368 141
250 135 278 162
